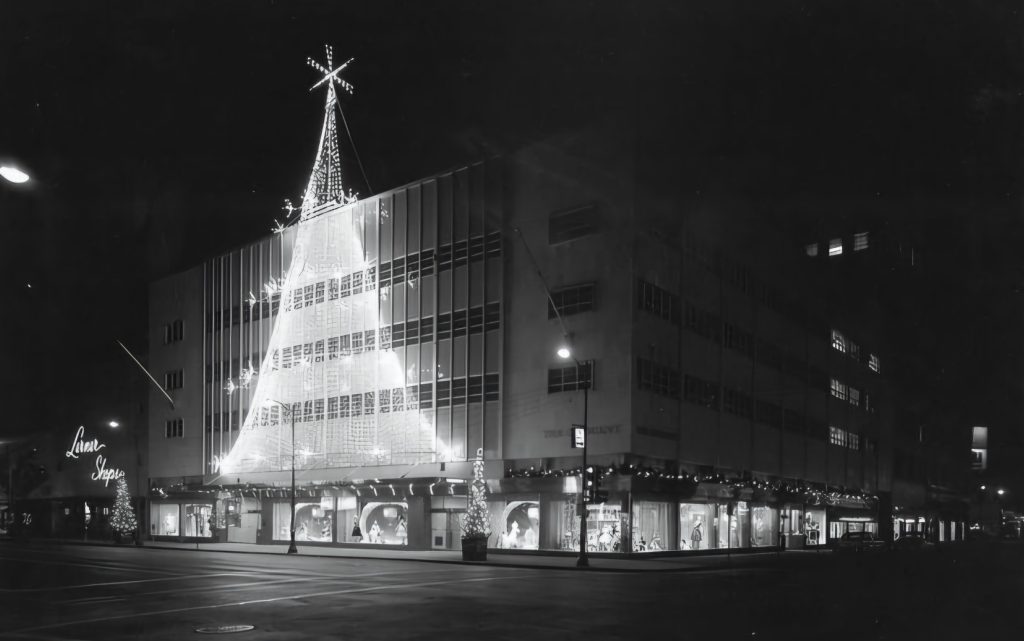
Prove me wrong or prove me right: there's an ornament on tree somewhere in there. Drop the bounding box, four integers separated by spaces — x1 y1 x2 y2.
110 476 138 536
461 448 491 542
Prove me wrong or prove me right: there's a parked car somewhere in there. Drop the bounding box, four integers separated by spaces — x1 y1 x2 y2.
834 531 887 553
893 532 934 551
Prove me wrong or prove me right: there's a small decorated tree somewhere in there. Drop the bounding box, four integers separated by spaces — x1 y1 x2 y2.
461 449 491 561
110 476 138 542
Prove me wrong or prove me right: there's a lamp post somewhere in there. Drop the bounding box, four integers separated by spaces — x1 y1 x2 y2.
266 400 298 554
559 346 590 568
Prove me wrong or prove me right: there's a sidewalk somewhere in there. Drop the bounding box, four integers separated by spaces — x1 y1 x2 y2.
3 537 799 572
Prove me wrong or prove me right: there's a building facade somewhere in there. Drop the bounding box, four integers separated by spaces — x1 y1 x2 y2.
147 126 895 554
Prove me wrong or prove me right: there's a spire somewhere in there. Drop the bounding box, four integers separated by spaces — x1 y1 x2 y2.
302 45 356 217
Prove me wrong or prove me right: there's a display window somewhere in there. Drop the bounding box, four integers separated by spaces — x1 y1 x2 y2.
152 504 180 536
183 504 213 537
680 502 717 550
587 503 624 553
494 500 540 550
278 499 336 542
804 509 826 545
728 501 751 548
750 505 778 547
541 498 624 553
633 501 674 552
358 501 409 545
338 495 360 543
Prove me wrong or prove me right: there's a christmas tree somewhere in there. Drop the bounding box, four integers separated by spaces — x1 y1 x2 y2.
461 450 491 542
110 476 137 535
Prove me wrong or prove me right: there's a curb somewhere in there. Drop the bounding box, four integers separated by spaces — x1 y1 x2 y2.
0 538 775 574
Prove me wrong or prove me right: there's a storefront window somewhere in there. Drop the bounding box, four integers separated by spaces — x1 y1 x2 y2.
271 500 337 542
804 508 826 545
680 502 717 551
632 501 674 552
338 495 359 543
183 504 213 537
543 498 579 551
358 501 409 545
730 501 750 548
588 503 624 553
494 500 540 550
152 504 179 536
750 505 778 547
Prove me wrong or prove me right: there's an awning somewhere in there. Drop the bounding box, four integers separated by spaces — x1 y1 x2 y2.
206 459 499 488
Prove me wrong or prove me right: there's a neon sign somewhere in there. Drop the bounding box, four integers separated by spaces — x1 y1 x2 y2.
65 425 125 487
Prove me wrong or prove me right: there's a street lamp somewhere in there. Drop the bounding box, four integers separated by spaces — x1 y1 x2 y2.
559 344 590 568
265 399 298 554
0 165 30 184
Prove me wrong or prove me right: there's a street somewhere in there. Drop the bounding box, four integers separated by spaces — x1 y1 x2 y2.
0 541 1020 640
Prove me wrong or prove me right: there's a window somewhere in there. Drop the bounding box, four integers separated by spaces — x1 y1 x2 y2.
854 232 869 251
164 370 184 390
683 375 719 409
848 386 860 408
636 358 680 398
828 238 843 256
548 283 595 319
849 341 861 361
163 319 184 344
165 418 184 438
831 329 847 353
869 353 881 373
303 284 315 308
547 362 593 393
829 425 859 450
830 378 848 401
549 204 598 244
805 243 819 257
638 280 680 324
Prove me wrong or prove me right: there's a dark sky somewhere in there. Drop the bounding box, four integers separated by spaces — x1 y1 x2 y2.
1 1 1021 456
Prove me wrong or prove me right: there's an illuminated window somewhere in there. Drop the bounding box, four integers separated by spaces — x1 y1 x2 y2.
805 243 819 257
828 238 843 256
869 354 881 373
831 329 847 353
854 232 869 251
830 378 848 401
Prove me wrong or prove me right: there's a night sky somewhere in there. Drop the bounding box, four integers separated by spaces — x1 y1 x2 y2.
1 1 1021 473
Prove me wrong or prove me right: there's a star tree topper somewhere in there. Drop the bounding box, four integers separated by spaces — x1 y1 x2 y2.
301 45 357 217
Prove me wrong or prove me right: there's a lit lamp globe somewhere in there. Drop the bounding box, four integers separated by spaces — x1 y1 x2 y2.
557 346 571 359
0 166 30 184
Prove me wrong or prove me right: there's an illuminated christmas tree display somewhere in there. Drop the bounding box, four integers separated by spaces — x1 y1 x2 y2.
220 48 438 476
110 476 137 535
462 450 491 543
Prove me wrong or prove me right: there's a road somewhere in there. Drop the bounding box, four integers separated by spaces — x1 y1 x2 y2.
0 541 1020 640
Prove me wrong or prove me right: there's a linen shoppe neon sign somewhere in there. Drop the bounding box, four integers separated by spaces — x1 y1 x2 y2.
65 426 125 486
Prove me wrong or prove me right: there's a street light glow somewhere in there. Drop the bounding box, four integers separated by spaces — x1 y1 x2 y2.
557 346 571 359
108 421 120 428
997 489 1005 495
0 165 30 183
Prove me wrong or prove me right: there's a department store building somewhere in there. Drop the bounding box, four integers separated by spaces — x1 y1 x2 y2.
147 124 892 554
